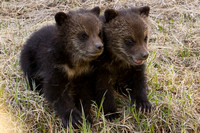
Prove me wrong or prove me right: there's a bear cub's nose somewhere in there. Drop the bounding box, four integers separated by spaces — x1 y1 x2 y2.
96 43 104 50
141 51 149 60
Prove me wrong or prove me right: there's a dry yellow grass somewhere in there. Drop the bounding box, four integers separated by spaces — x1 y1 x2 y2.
0 0 199 132
0 103 22 133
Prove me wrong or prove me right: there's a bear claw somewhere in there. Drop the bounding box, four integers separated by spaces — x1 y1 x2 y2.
62 109 82 128
136 100 152 113
105 112 120 121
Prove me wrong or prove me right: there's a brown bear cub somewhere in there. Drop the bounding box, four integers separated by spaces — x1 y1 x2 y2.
93 6 152 120
20 7 103 128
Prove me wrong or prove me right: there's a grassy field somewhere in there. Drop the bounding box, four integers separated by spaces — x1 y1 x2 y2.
0 0 199 132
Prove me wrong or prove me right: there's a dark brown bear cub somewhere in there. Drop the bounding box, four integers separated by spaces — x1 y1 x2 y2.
93 6 151 119
20 7 103 128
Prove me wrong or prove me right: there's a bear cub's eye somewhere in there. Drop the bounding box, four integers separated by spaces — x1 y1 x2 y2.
78 32 89 41
124 38 136 46
144 35 148 43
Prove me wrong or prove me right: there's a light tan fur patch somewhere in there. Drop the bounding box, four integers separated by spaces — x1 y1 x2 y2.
63 64 90 79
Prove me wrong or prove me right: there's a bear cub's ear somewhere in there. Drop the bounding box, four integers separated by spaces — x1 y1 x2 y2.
55 12 70 26
104 9 118 23
139 6 150 17
90 6 101 16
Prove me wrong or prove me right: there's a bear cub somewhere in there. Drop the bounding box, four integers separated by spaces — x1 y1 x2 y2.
20 7 103 128
93 6 152 120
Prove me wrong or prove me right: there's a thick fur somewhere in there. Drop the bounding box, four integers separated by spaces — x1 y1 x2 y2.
20 7 103 128
93 6 152 120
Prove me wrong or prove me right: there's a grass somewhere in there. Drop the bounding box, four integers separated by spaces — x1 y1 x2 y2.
0 0 199 132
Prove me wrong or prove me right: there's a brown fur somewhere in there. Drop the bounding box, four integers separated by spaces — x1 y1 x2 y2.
20 7 103 128
92 6 152 120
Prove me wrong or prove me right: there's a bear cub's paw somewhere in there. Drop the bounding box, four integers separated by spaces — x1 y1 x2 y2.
61 108 82 128
105 112 120 121
61 108 93 128
135 99 152 113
